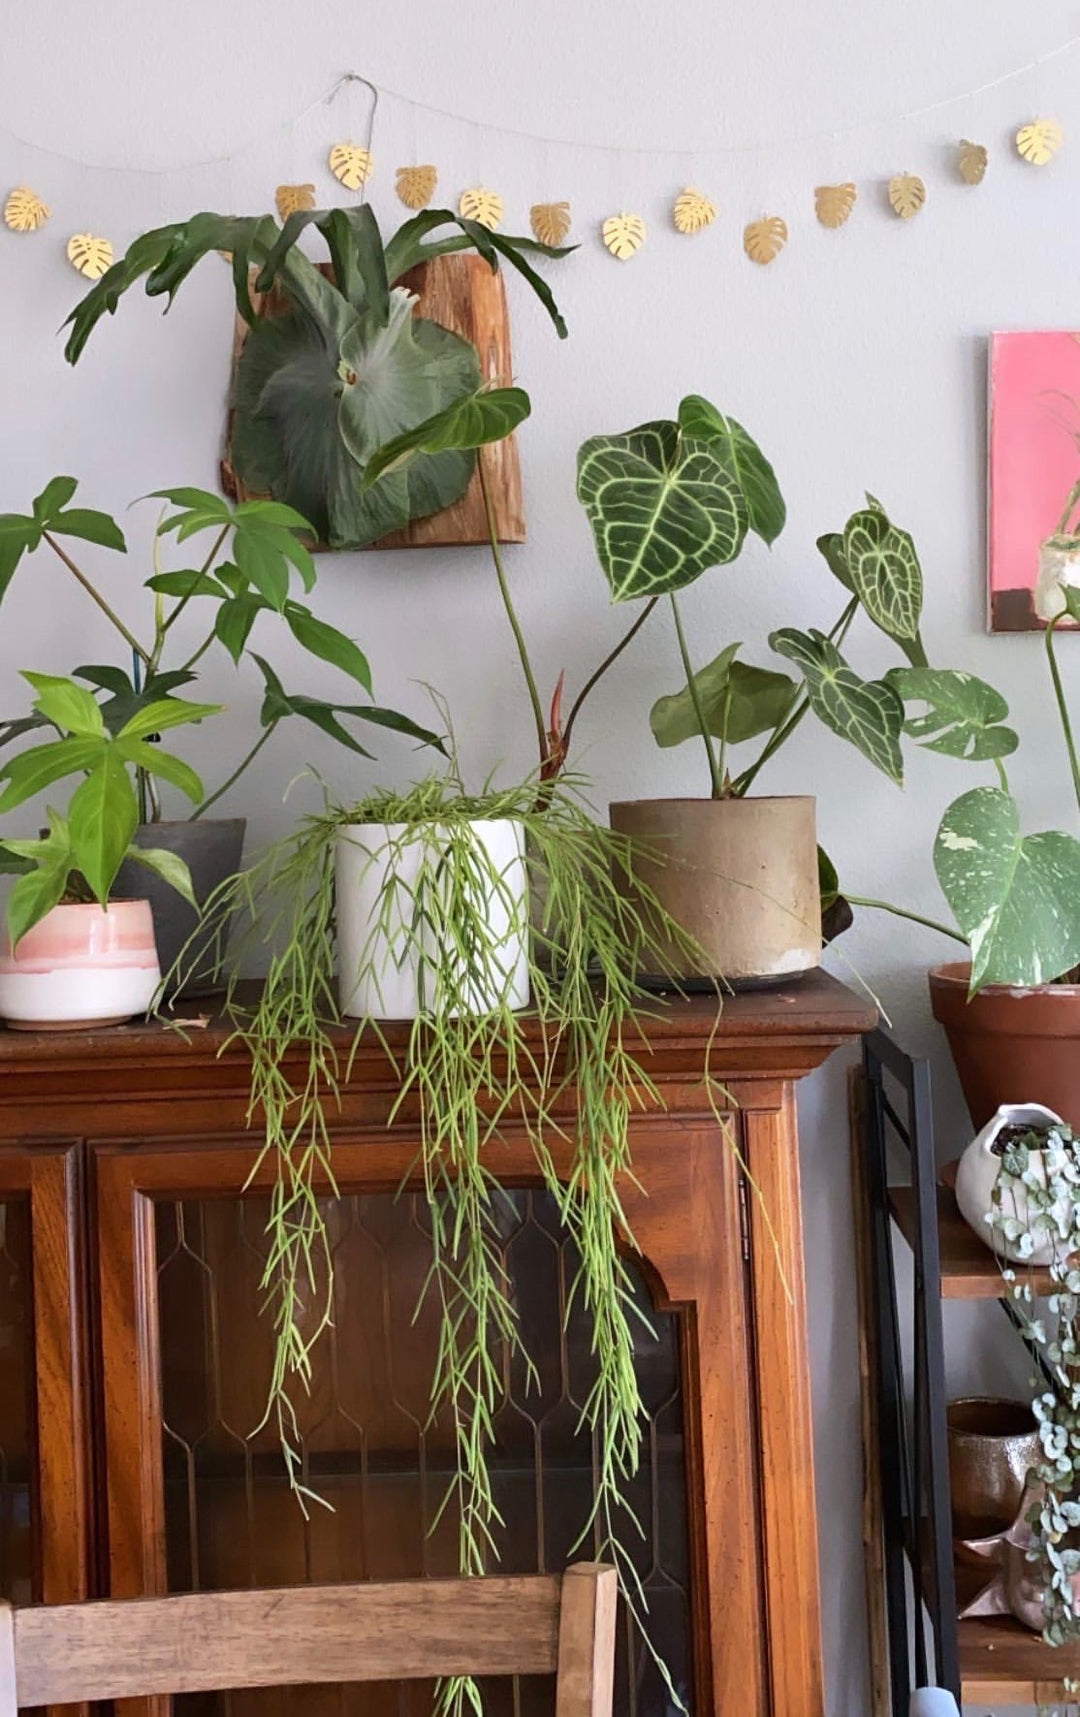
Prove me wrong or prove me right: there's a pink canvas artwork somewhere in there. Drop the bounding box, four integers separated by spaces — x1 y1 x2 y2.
989 330 1080 632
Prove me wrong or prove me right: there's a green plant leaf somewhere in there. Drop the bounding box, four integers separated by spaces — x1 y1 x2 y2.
233 528 288 609
214 595 264 663
5 861 71 951
1062 587 1080 624
67 750 139 905
145 570 230 599
818 846 840 912
675 397 785 545
362 387 531 489
122 844 197 908
31 477 78 521
116 696 220 742
23 672 105 737
74 664 138 696
843 506 923 641
48 508 126 552
256 205 390 325
770 627 904 782
63 223 186 364
577 420 748 602
934 786 1080 989
251 655 443 755
816 532 855 592
0 516 38 601
650 643 797 749
283 607 373 692
887 667 1019 761
0 735 105 810
115 739 203 804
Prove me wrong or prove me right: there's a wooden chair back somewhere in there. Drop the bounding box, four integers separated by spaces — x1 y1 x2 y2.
0 1563 617 1717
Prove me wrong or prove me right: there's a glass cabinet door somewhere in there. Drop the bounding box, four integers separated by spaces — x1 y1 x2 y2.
153 1187 693 1717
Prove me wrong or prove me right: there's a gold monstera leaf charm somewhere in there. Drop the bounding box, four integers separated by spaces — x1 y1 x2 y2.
958 141 988 185
673 188 716 234
459 187 504 230
743 216 787 265
66 233 114 280
530 201 571 245
814 183 856 229
602 212 646 260
888 174 926 219
4 187 50 233
396 165 438 210
275 184 315 221
1016 119 1063 166
328 143 374 191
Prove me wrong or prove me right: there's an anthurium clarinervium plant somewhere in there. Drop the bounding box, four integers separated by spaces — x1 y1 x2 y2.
63 204 571 549
0 478 442 822
0 673 215 946
368 387 1080 991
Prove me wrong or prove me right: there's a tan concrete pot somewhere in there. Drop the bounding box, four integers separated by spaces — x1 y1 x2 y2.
608 796 821 988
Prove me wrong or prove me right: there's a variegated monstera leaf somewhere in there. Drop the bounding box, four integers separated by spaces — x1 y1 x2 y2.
576 421 748 602
935 786 1080 990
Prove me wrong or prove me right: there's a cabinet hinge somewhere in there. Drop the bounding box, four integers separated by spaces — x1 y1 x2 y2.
737 1176 751 1264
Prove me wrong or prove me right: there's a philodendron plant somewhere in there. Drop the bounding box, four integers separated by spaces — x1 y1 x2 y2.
0 478 442 823
0 672 216 945
64 205 571 549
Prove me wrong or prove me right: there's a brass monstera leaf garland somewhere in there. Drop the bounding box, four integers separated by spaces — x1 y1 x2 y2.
673 188 717 234
1016 119 1064 166
814 183 857 229
328 142 374 191
396 165 438 210
743 216 787 264
275 184 316 222
530 201 572 245
3 187 50 233
66 234 114 280
958 141 988 185
888 173 926 220
458 187 504 230
602 212 646 260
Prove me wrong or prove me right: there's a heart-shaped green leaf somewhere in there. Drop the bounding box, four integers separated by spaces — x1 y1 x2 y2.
650 644 797 749
577 421 748 602
888 668 1018 761
770 627 904 782
934 786 1080 989
676 396 786 545
843 507 923 641
816 532 855 592
363 386 531 489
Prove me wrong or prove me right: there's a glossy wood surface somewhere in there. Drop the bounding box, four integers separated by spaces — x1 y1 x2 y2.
0 972 873 1717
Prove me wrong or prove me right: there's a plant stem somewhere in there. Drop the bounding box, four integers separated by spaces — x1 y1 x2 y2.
477 453 547 767
845 893 968 945
1045 616 1080 818
43 532 151 665
155 524 231 660
993 756 1010 793
562 597 659 756
715 682 733 795
1058 477 1080 536
670 594 724 798
191 722 276 820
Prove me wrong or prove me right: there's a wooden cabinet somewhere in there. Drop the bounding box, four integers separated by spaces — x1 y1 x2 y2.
0 973 872 1716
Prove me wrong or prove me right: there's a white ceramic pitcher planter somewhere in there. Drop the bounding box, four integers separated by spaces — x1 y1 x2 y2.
955 1102 1072 1265
0 899 161 1030
335 818 530 1022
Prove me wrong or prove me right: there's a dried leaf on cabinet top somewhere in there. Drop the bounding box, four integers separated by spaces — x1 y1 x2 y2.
66 233 114 279
4 186 50 232
602 212 647 260
459 187 504 230
396 165 438 210
888 173 926 219
530 200 572 245
673 188 717 234
958 141 988 185
328 142 374 191
1015 119 1064 165
814 182 856 228
743 215 787 264
275 183 316 221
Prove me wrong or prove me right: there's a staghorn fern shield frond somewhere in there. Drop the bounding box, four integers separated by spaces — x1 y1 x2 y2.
64 205 571 551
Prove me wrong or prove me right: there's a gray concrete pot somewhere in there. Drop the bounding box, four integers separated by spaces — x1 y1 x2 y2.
608 797 821 989
114 819 246 996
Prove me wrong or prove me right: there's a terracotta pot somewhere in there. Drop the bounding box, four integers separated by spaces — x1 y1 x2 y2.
0 900 160 1030
608 797 821 988
335 819 530 1021
946 1397 1040 1541
929 962 1080 1129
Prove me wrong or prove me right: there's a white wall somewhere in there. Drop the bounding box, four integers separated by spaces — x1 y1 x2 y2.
3 5 1078 1708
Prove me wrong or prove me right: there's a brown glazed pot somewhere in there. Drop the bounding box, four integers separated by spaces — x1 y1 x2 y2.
608 796 821 988
929 961 1080 1129
946 1397 1040 1542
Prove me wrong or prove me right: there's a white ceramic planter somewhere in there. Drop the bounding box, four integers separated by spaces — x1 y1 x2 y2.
0 899 161 1030
954 1102 1071 1265
335 819 530 1021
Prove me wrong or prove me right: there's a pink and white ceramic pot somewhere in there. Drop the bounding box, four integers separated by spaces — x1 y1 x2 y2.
0 900 160 1030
